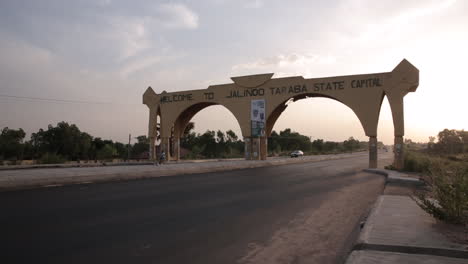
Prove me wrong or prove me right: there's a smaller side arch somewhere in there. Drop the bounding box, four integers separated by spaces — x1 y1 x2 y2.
168 102 246 161
173 102 218 138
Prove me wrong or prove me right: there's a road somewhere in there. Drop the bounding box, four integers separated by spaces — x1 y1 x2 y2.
0 152 391 264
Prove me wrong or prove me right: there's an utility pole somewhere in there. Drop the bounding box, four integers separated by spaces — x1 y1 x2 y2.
127 133 131 161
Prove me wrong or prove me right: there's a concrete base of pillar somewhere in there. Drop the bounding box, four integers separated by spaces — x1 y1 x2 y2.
369 136 378 169
394 136 404 170
259 136 267 160
149 137 156 161
244 137 264 160
160 137 170 162
173 137 180 161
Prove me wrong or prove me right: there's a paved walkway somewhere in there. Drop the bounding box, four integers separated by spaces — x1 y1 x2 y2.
0 152 375 191
345 171 468 263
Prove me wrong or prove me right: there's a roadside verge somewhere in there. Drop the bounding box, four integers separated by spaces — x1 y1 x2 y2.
345 169 468 264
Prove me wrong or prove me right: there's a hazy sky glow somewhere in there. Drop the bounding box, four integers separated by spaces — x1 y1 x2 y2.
0 0 467 144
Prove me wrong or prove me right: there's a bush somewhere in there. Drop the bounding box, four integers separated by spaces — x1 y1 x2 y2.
416 162 468 225
38 153 66 164
403 151 432 173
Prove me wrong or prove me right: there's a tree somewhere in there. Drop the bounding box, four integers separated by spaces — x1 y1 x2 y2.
97 144 117 160
343 137 360 152
114 142 128 159
198 130 217 158
132 136 149 159
181 122 197 149
216 130 225 143
312 139 324 152
0 127 26 161
226 130 238 142
436 129 464 154
428 136 436 151
30 122 88 160
183 122 195 136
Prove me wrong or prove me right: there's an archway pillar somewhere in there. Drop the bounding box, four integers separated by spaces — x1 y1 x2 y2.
394 136 404 169
369 136 378 168
173 137 180 161
244 137 263 160
160 137 170 161
259 136 267 160
149 137 156 161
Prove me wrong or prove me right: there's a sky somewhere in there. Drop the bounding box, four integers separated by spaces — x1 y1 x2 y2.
0 0 467 144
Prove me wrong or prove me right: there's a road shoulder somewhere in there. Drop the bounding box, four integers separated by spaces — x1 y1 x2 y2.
345 170 468 264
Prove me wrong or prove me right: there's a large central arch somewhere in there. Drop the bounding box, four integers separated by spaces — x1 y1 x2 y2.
143 59 419 169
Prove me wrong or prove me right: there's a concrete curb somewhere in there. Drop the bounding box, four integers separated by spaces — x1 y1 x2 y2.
345 194 468 263
363 168 424 186
0 162 156 171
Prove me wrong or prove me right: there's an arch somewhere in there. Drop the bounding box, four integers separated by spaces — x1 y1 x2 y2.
168 102 246 160
266 93 381 138
173 102 217 138
173 102 245 138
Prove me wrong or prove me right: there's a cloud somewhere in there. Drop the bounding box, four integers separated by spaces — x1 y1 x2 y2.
231 53 337 76
243 0 264 9
157 3 199 29
102 16 152 62
119 56 162 78
334 0 458 43
97 0 112 6
209 0 264 9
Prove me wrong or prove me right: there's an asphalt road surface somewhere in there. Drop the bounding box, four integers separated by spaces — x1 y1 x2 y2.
1 152 391 264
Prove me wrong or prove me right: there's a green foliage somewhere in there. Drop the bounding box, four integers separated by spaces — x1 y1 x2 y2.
38 153 66 164
30 122 90 160
131 135 149 159
343 137 360 152
268 129 366 155
268 129 312 154
0 127 26 161
97 144 117 161
398 129 468 225
403 151 432 173
417 162 468 225
1 122 137 164
432 129 467 154
180 123 244 159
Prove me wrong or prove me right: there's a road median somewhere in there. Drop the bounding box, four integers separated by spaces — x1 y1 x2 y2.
0 152 370 191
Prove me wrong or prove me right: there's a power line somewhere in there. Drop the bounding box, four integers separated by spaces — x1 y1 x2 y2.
0 94 139 106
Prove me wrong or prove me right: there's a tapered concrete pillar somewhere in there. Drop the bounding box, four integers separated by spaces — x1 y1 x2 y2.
394 136 404 170
173 137 180 161
244 137 261 160
259 136 267 160
161 137 170 160
251 137 261 160
149 137 156 161
244 137 251 160
369 136 378 168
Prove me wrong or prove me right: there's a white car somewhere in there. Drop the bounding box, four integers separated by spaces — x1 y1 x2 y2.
290 150 304 158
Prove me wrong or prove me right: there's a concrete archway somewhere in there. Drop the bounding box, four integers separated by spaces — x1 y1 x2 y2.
143 59 419 169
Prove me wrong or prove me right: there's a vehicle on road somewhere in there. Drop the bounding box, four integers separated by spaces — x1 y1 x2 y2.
290 150 304 158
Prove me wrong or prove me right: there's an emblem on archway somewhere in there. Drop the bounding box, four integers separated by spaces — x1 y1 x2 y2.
143 59 419 169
